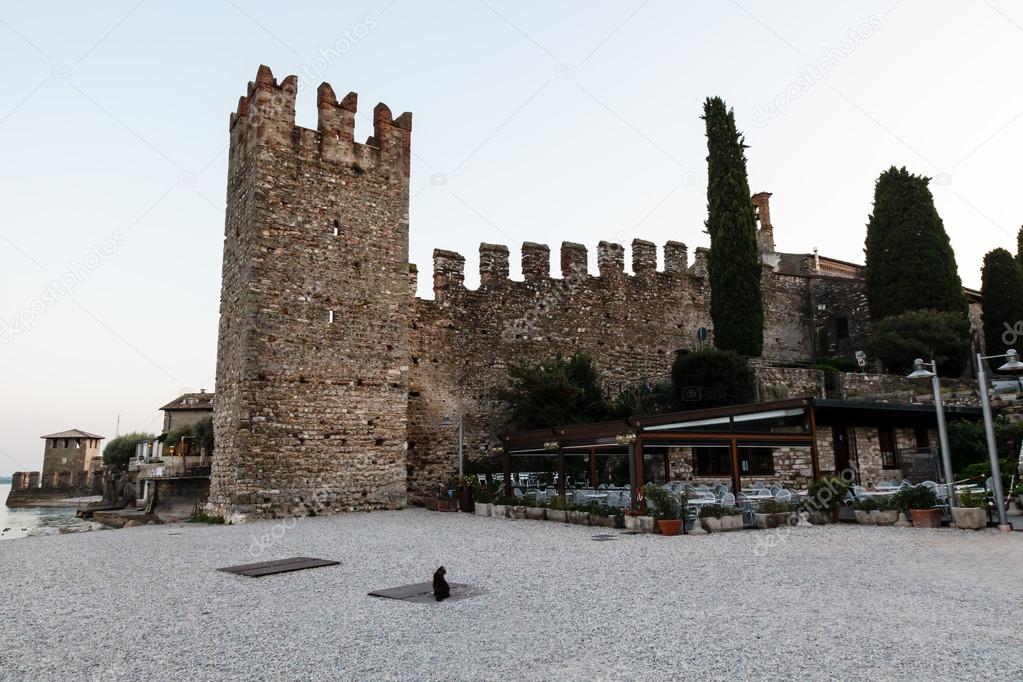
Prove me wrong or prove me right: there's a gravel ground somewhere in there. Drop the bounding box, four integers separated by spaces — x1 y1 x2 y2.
1 509 1021 681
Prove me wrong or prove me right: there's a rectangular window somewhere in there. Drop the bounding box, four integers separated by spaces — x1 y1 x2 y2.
879 428 900 469
693 447 731 476
835 316 850 339
739 447 775 475
63 439 68 449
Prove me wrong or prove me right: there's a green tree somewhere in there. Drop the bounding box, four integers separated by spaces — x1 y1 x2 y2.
497 354 611 429
102 431 157 472
865 309 970 377
609 380 675 419
1016 226 1023 267
703 96 763 357
981 248 1023 356
162 416 215 457
863 167 968 321
670 349 756 409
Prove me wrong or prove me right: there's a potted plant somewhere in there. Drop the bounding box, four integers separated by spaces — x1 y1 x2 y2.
644 484 682 536
896 485 940 528
754 500 797 529
868 495 899 525
473 482 496 517
700 505 743 532
546 495 569 523
434 485 457 512
805 474 850 524
951 490 988 530
568 503 591 526
491 494 514 519
524 496 546 521
852 496 878 525
588 503 615 528
623 508 642 531
457 475 475 513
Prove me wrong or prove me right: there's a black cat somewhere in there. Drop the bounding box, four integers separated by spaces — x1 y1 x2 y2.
433 566 450 602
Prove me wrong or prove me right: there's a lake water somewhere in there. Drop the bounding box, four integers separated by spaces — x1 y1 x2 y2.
0 484 98 540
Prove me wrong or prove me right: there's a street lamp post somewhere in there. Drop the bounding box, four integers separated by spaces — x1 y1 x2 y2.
974 349 1022 533
907 359 957 518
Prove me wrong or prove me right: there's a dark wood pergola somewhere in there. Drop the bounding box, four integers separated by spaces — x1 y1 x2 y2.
499 397 983 496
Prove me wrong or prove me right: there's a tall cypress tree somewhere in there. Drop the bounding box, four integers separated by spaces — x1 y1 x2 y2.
1016 226 1023 267
981 248 1023 355
703 97 763 357
863 166 968 321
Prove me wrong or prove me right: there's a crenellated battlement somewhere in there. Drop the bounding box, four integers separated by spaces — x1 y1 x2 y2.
424 238 698 298
229 64 411 177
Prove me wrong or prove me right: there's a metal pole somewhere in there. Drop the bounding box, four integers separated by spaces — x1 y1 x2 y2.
457 415 464 478
976 353 1011 531
929 364 956 521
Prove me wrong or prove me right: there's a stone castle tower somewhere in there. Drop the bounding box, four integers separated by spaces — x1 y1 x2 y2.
210 66 412 519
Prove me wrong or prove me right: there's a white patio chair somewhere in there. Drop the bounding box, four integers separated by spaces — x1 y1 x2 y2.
720 492 736 506
775 489 793 503
752 480 766 490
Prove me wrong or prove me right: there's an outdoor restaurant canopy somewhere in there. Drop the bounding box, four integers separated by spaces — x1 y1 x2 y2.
499 396 984 496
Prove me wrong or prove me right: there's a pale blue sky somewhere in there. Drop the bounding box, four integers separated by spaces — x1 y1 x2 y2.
2 0 1022 474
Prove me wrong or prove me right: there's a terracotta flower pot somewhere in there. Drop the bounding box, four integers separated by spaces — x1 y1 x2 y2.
657 519 682 536
909 508 941 528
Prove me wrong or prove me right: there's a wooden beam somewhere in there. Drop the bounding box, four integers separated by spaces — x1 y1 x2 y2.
503 446 512 497
729 437 741 495
634 435 645 492
557 449 566 497
808 403 821 481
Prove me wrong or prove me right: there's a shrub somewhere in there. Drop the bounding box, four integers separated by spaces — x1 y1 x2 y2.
670 349 756 409
852 497 878 511
760 500 796 514
546 496 569 510
865 308 970 377
895 485 937 511
955 490 988 509
189 512 225 524
102 431 158 472
496 354 613 429
643 484 680 520
806 474 849 511
699 505 740 519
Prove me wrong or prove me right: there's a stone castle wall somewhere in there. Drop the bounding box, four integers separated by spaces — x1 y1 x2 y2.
406 241 826 503
210 66 412 519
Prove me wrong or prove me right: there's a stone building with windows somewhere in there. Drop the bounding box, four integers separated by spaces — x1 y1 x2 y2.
6 429 105 506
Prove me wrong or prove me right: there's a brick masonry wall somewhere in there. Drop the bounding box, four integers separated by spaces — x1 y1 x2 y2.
210 67 412 519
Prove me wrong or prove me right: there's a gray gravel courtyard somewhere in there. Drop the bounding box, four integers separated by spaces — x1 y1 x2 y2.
1 508 1021 681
